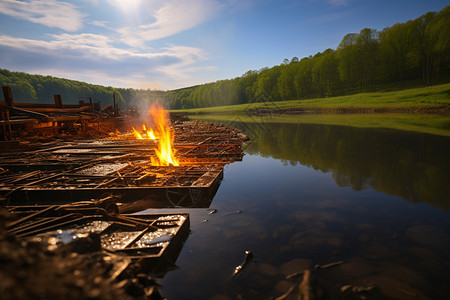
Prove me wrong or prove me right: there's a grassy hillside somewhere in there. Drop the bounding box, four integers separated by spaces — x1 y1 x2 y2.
176 83 450 114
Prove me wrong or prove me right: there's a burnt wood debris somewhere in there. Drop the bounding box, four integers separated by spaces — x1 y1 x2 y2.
0 86 248 299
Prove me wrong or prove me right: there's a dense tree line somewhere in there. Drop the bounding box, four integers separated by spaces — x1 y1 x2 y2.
168 5 450 109
0 68 169 109
0 69 125 107
1 6 449 109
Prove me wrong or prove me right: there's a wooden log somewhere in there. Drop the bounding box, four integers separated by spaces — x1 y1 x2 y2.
19 106 91 113
11 170 41 183
113 94 118 116
48 115 94 122
101 104 112 112
1 107 13 140
6 106 49 119
94 177 118 188
54 95 63 108
0 118 39 125
2 86 14 106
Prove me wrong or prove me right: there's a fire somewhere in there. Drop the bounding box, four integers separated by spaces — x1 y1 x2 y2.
143 125 156 140
132 104 179 167
149 104 179 166
132 126 144 139
132 124 156 140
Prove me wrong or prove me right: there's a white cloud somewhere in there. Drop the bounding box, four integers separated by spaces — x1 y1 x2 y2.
0 33 165 60
0 34 211 89
164 46 206 67
49 33 112 48
156 45 208 81
118 0 225 47
0 0 231 89
38 68 164 90
0 0 85 32
88 20 111 29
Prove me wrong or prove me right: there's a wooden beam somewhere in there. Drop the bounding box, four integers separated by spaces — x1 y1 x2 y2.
2 86 14 106
54 95 63 108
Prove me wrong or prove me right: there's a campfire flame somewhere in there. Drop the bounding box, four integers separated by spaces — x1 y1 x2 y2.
133 104 179 167
150 104 179 166
132 126 144 139
143 125 156 140
132 124 156 140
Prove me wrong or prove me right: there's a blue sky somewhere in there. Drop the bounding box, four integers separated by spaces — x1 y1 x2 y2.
0 0 448 90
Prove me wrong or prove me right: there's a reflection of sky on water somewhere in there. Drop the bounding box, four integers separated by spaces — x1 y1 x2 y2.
158 123 450 299
219 154 401 214
223 154 328 195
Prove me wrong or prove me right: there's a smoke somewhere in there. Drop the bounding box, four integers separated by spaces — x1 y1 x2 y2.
125 91 170 129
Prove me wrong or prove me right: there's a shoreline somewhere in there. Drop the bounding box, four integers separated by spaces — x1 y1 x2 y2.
183 105 450 116
245 106 450 115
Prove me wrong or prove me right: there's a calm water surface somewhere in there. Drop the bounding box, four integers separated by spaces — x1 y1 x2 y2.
145 119 450 299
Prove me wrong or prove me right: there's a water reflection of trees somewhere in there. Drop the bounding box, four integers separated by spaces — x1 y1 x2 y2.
242 122 450 211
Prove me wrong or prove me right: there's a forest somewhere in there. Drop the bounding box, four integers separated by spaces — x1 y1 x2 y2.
167 5 450 109
0 68 126 107
1 5 449 109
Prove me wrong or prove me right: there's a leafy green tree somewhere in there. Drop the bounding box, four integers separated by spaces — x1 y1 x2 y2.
337 33 359 93
293 57 313 99
356 28 380 90
379 21 415 87
11 80 37 101
312 49 340 97
337 29 380 92
410 12 438 85
278 63 296 100
241 70 258 102
255 76 272 101
427 6 450 78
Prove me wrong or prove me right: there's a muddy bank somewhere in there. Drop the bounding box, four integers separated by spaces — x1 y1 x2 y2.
0 206 163 300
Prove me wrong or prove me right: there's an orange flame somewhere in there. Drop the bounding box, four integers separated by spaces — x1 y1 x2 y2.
149 104 179 166
131 104 178 166
132 124 157 140
143 124 156 140
132 126 144 139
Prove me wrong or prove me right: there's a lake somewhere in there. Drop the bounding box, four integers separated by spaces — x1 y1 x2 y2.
144 116 450 299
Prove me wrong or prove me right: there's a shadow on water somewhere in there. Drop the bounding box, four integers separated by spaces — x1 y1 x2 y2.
237 121 450 212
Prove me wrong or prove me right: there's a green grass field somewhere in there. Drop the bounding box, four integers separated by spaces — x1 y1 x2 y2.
175 84 450 136
176 83 450 114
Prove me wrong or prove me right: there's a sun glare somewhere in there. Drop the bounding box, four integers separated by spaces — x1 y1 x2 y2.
111 0 142 12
